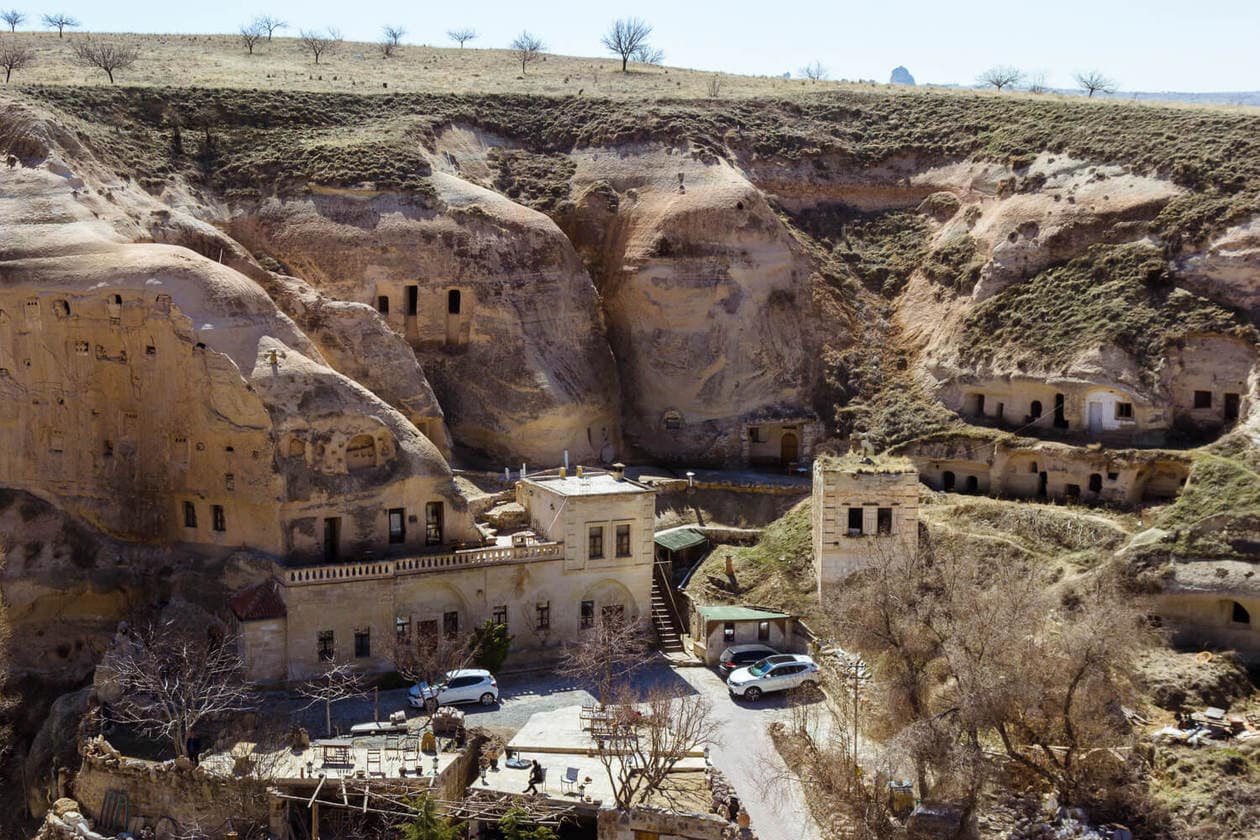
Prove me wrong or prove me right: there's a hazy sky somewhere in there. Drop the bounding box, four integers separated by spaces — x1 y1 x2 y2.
37 0 1259 91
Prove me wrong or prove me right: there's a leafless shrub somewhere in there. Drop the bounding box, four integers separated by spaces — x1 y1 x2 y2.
239 22 264 55
71 38 141 84
253 14 286 41
391 630 478 725
98 620 256 758
557 615 652 704
0 40 34 83
978 65 1024 90
1 9 24 31
706 74 723 98
296 662 368 738
380 25 405 57
632 45 664 66
1075 70 1118 98
299 27 342 65
40 11 77 37
800 61 829 82
509 31 544 74
1027 71 1049 94
447 27 477 48
601 17 653 73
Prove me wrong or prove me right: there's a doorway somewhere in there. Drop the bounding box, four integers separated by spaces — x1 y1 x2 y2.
1225 393 1241 423
942 471 956 492
1087 402 1103 435
1054 393 1068 429
405 285 418 316
324 517 341 563
780 432 799 466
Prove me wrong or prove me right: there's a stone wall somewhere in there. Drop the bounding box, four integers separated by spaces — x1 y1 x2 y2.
596 807 740 840
812 459 920 594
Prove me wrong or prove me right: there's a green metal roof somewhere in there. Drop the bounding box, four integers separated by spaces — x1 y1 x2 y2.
696 605 791 622
654 528 707 552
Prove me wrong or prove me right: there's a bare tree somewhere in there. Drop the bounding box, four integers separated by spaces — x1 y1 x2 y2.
601 17 652 73
239 22 264 55
799 60 829 82
558 615 652 705
71 38 141 84
98 621 256 758
378 25 405 58
706 74 723 98
509 31 544 74
299 27 342 65
632 44 664 66
253 14 286 41
978 65 1024 91
0 40 34 82
1075 70 1117 98
595 683 720 810
296 662 368 738
1027 71 1049 94
447 27 477 48
41 11 78 37
1 10 24 31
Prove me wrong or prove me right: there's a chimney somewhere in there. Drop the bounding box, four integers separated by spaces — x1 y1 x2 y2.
612 462 626 481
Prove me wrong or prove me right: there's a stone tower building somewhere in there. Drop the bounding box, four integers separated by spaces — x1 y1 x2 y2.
812 454 920 597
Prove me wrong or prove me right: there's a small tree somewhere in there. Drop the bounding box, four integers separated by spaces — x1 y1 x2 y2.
558 615 652 705
595 683 721 810
1 10 24 31
706 74 723 98
632 45 664 66
497 806 557 840
470 619 512 673
401 796 463 840
380 25 405 57
71 38 140 84
447 27 477 48
601 17 652 73
1075 70 1117 98
299 27 341 65
509 31 544 74
254 14 286 41
1027 71 1049 94
0 41 34 82
296 662 368 738
40 11 77 37
392 630 478 725
799 60 829 82
239 22 264 55
98 621 256 758
978 65 1024 91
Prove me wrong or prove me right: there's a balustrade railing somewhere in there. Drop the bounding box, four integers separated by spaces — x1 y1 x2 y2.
280 540 564 585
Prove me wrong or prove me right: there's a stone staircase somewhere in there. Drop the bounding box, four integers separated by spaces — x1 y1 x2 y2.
650 572 685 654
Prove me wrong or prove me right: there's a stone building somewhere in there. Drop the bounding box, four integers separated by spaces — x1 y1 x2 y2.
811 455 919 597
233 467 656 682
1153 560 1260 663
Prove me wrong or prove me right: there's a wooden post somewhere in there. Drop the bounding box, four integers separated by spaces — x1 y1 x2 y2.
310 801 319 840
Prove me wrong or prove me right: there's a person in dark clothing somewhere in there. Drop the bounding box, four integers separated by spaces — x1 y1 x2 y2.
185 730 202 766
523 760 544 794
727 795 741 822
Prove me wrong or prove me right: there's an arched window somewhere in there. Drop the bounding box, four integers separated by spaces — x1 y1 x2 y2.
447 289 461 315
1232 601 1251 625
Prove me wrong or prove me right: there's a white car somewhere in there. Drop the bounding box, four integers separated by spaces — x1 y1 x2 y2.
726 654 820 701
408 669 500 708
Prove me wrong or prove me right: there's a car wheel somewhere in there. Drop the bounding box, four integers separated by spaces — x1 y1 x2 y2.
744 687 762 701
480 692 496 706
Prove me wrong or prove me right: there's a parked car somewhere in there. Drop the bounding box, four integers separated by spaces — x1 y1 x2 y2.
717 644 781 678
726 654 820 701
408 668 499 708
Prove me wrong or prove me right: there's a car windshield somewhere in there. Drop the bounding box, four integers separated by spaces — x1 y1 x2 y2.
748 659 773 676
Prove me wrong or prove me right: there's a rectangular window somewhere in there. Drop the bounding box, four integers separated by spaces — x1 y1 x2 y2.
354 629 371 659
847 507 863 536
749 426 763 443
212 504 226 532
615 524 632 557
1116 402 1134 419
1194 390 1213 409
536 602 550 631
758 620 770 642
324 517 340 562
395 616 410 641
224 473 235 491
425 502 444 545
317 630 335 662
443 611 459 639
588 526 605 559
405 285 418 316
580 600 595 629
388 508 406 544
877 507 893 536
377 295 389 314
183 501 197 529
492 605 508 627
723 622 735 642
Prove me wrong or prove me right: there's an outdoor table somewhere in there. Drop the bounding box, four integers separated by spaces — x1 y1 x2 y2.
314 739 354 766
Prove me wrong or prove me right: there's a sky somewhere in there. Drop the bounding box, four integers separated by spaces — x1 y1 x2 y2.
32 0 1260 92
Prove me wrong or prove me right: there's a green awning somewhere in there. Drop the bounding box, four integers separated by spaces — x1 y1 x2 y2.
696 605 791 623
654 528 707 552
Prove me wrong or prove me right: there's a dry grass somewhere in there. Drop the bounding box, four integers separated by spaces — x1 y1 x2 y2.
0 31 857 98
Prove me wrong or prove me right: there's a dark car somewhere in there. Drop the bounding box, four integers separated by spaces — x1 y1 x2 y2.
717 644 781 677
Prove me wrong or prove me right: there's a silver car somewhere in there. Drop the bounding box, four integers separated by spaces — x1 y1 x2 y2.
726 654 820 701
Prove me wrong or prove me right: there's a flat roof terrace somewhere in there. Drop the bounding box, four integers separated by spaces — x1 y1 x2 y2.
523 471 653 497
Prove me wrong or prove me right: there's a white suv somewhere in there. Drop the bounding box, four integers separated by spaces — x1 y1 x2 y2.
726 654 820 701
408 669 500 708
